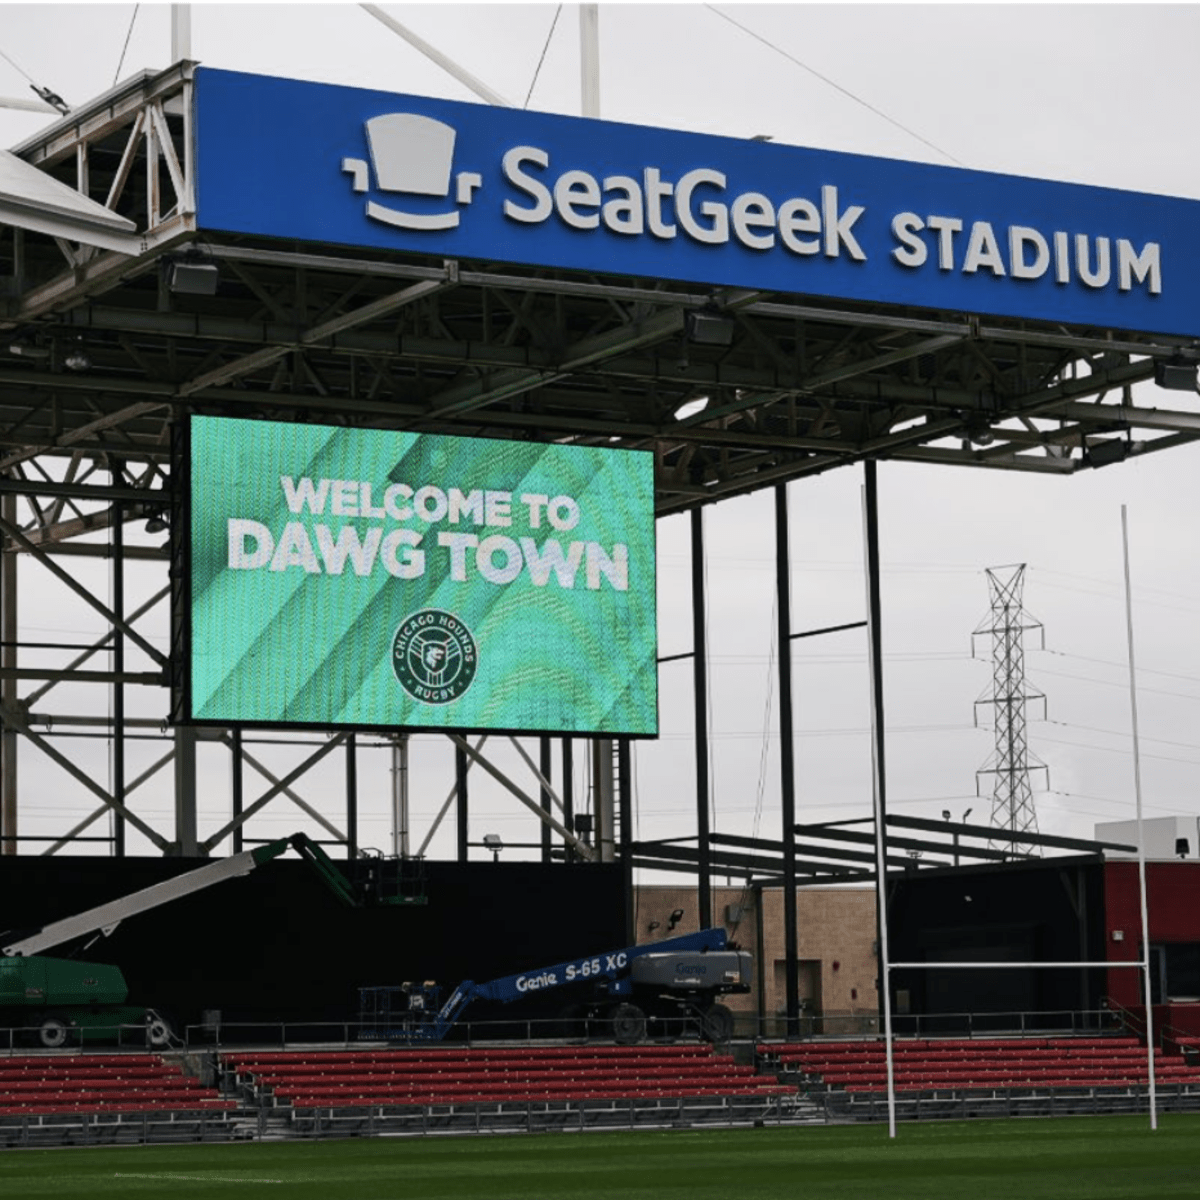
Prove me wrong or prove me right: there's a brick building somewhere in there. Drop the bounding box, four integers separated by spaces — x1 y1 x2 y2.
635 884 878 1035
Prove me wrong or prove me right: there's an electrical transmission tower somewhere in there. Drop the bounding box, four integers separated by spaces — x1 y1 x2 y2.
972 565 1049 856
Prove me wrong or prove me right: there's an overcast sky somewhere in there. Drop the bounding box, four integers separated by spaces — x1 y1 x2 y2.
2 2 1200 874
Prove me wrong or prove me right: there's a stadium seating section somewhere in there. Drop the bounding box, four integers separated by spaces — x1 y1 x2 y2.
757 1035 1200 1093
0 1053 235 1117
226 1043 793 1111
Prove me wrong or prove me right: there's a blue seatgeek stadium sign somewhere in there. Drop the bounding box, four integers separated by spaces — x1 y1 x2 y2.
194 68 1200 338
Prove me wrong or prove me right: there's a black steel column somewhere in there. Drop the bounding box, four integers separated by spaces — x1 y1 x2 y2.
112 502 125 857
863 460 890 1021
562 738 574 861
346 731 358 860
540 736 552 863
775 483 800 1035
231 728 243 854
618 737 634 946
455 741 469 862
754 882 767 1036
691 506 712 929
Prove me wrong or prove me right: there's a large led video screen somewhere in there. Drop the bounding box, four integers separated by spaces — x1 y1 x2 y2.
187 416 657 735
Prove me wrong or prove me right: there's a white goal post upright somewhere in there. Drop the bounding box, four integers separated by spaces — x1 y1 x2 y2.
869 494 1158 1136
862 481 898 1138
1122 504 1157 1130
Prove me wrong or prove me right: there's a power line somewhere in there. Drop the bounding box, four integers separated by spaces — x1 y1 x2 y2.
0 44 36 85
703 3 965 167
113 5 140 88
523 4 562 110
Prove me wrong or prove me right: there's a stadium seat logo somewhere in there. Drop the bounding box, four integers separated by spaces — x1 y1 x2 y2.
392 609 478 704
342 114 482 231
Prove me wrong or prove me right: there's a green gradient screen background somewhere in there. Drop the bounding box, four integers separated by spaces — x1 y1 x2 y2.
188 416 657 734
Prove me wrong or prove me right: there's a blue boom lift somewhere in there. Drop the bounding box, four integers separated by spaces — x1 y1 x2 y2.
359 927 752 1044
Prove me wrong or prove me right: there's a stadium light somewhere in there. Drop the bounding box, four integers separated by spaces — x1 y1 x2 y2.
167 258 220 296
1154 357 1198 391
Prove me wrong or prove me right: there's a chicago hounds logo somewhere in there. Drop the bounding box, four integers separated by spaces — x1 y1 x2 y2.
392 609 478 705
342 113 482 232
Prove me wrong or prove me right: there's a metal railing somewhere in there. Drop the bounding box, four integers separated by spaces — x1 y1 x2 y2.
0 1006 1137 1056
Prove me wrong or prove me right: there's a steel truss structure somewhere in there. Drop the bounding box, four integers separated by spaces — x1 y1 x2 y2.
974 565 1049 854
1 62 1198 873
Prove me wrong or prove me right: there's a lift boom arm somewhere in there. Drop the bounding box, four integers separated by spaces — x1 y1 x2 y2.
1 833 355 958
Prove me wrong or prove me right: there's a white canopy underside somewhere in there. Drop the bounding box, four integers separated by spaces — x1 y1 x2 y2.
0 149 142 254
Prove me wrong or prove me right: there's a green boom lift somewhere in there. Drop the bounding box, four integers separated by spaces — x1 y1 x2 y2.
0 833 404 1048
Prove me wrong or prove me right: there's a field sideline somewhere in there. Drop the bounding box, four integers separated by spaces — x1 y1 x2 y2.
1 1114 1198 1200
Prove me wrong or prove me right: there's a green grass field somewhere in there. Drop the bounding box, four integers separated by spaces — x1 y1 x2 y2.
1 1115 1198 1200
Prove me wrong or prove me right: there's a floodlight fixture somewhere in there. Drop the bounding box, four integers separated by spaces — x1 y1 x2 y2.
962 412 995 446
667 908 685 930
1176 837 1190 859
942 810 952 822
673 395 709 422
1154 357 1199 392
685 310 736 348
482 832 503 862
1086 436 1132 468
167 258 220 296
64 339 91 372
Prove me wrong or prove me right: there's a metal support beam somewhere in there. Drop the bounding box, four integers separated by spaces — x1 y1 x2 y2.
416 734 487 858
580 4 601 118
360 4 515 107
619 737 633 946
451 734 595 860
2 704 169 850
775 482 800 1035
0 492 15 855
540 737 552 863
863 459 897 1136
346 732 358 861
562 737 575 861
691 505 712 928
111 500 125 856
171 4 191 62
173 724 197 855
230 727 243 854
214 734 348 846
0 513 166 666
201 734 345 853
391 733 409 858
456 740 469 862
593 738 615 863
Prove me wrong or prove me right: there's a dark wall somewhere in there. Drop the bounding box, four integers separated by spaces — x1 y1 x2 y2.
888 857 1106 1023
0 856 625 1030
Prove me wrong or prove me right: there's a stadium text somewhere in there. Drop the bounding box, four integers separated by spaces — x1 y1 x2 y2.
223 475 629 591
501 147 1162 294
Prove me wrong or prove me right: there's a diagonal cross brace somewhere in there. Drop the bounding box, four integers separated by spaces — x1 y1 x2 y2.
449 734 594 860
202 734 346 852
0 513 167 667
2 703 169 850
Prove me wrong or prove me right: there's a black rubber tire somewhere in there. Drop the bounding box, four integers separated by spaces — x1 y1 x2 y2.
700 1001 735 1044
611 1002 647 1045
38 1013 70 1049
